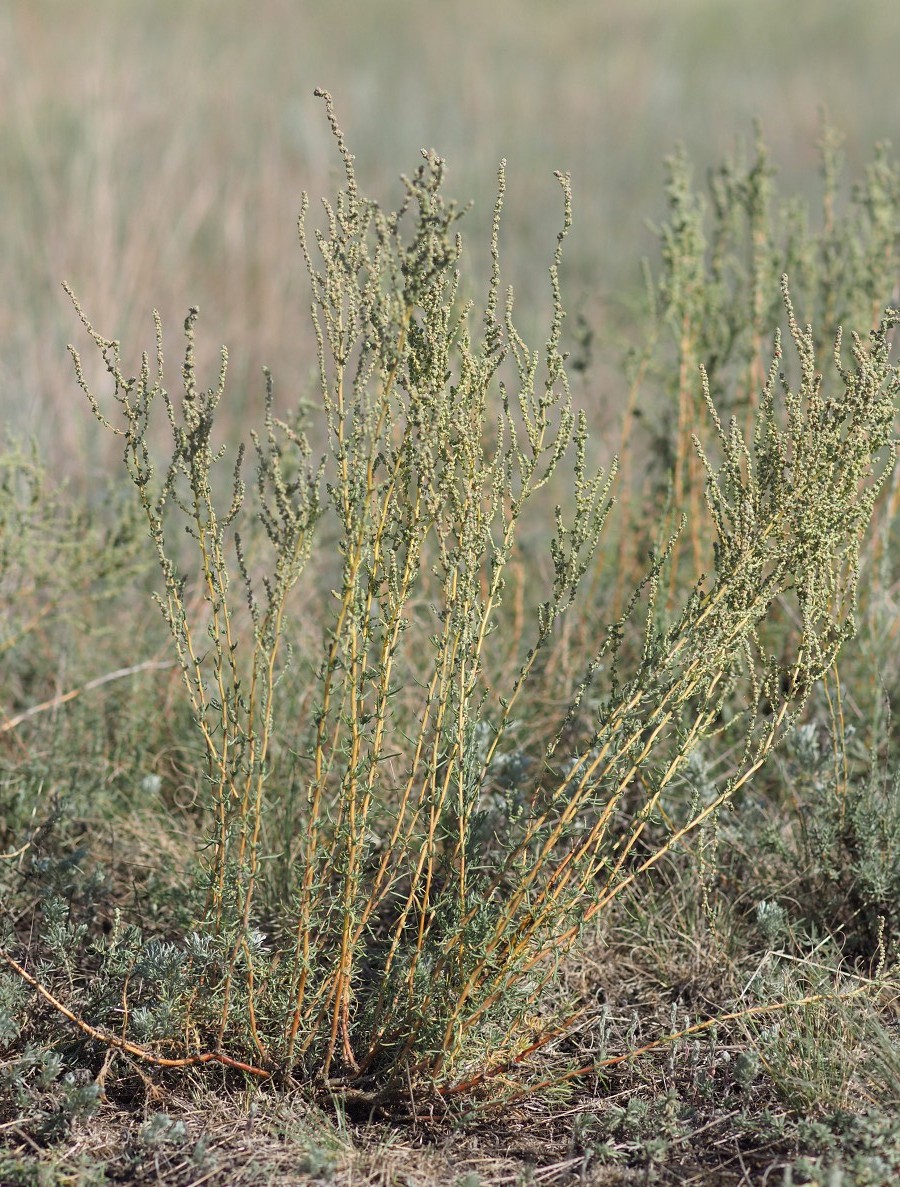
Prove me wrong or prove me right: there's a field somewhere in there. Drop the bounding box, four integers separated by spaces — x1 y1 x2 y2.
2 3 900 1184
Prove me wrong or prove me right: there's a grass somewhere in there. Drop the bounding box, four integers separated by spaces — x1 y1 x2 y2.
6 0 900 469
2 19 900 1187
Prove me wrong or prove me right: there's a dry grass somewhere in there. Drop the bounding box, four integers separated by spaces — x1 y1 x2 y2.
5 0 900 470
3 872 895 1185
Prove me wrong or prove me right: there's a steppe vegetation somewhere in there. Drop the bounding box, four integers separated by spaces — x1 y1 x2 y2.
2 4 900 1185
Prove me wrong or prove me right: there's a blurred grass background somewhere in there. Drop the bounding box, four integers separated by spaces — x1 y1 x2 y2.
4 0 900 476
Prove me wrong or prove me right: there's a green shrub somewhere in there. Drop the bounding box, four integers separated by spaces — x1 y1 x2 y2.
4 94 897 1105
750 713 900 963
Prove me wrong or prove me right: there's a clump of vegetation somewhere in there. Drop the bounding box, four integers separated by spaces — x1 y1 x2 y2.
1 93 899 1183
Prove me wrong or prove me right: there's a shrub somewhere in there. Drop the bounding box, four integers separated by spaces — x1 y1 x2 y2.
4 93 897 1104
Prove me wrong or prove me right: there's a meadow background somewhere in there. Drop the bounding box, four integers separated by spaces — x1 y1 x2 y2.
3 3 900 1185
5 0 900 473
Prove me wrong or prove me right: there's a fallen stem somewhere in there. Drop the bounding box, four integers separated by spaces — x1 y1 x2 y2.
0 947 272 1079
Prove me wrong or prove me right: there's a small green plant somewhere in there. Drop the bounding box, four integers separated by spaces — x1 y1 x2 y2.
745 705 900 967
3 94 897 1107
